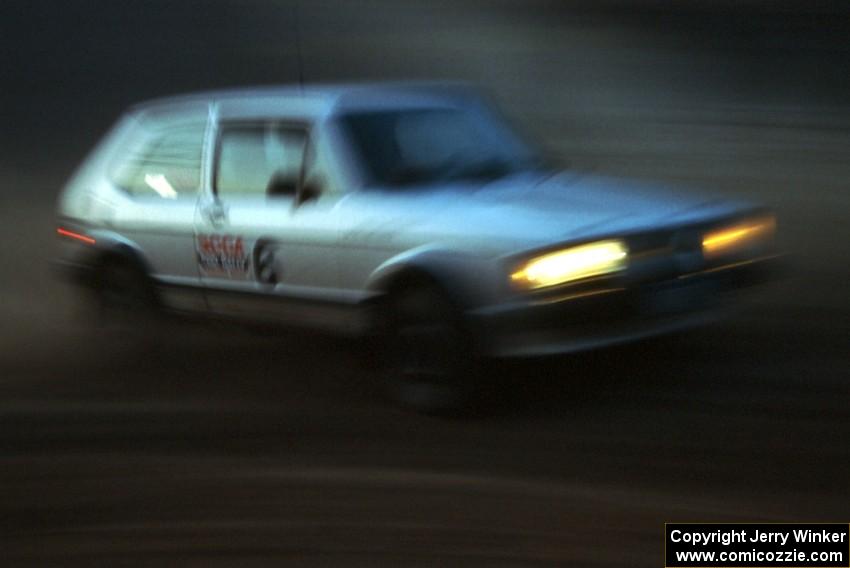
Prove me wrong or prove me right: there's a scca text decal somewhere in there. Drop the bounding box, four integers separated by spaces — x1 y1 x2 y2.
196 234 250 274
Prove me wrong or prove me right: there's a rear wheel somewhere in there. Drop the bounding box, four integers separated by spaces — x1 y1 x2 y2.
92 256 159 333
382 283 477 414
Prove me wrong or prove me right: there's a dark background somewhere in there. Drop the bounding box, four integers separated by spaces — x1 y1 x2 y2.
1 1 848 565
4 1 850 172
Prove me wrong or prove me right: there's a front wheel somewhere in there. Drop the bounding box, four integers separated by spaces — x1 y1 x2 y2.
382 284 478 414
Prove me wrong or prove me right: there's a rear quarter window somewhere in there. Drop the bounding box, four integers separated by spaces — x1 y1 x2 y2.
110 123 206 199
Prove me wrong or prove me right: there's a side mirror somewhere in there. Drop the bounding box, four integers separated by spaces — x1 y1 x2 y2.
266 171 299 197
297 180 322 205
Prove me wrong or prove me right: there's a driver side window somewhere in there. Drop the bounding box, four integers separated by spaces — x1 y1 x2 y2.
216 122 308 198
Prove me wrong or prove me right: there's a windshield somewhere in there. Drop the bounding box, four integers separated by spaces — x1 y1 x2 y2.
340 107 541 187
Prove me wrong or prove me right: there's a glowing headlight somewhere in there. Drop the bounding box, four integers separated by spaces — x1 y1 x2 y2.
702 215 776 258
510 240 628 290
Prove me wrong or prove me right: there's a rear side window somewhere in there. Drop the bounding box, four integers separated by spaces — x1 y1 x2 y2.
216 123 307 198
111 123 206 199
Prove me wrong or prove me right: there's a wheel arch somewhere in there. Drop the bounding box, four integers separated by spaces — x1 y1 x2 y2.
88 232 154 276
66 231 158 300
365 247 494 312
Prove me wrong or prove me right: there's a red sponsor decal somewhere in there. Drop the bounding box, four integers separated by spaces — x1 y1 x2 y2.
196 234 249 273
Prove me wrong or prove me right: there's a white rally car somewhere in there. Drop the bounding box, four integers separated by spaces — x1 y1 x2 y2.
55 84 778 410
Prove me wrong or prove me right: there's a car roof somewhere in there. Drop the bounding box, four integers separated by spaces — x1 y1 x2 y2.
130 82 479 124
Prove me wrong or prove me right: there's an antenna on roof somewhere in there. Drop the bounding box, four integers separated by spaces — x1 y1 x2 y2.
294 0 305 92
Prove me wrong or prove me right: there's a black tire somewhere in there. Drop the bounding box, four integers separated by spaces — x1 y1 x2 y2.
381 282 478 414
92 256 159 332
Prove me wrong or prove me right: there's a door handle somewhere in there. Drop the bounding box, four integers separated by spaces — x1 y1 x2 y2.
202 202 227 225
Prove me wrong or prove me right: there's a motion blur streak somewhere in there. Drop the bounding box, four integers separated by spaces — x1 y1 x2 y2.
1 1 849 566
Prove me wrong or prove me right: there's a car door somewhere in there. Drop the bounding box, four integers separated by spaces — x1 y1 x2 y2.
195 119 344 327
108 118 208 312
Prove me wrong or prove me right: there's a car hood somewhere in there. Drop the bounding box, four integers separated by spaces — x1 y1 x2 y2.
345 171 755 254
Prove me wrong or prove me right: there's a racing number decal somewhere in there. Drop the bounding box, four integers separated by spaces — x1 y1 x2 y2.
196 234 250 275
254 242 279 285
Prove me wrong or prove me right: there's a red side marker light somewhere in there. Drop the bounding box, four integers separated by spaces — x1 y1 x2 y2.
57 227 96 245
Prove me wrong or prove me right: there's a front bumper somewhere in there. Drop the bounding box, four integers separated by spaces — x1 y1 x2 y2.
470 254 782 358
